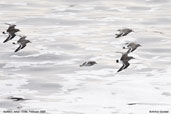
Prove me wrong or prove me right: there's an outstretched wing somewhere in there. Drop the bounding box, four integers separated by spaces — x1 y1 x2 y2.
122 32 130 36
14 45 22 52
3 33 16 43
117 64 125 72
9 33 16 40
123 61 130 69
115 33 123 38
80 62 87 67
130 47 137 52
117 61 130 72
126 48 132 53
7 26 15 33
21 44 26 49
3 35 11 43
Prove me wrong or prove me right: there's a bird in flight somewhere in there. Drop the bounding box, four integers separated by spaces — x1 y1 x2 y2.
116 51 135 72
3 23 20 43
123 42 141 53
115 28 133 38
14 35 31 52
80 61 97 67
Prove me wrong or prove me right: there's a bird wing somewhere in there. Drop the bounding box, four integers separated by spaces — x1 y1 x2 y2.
3 35 11 43
122 32 130 36
80 62 87 67
9 33 16 40
123 61 130 69
7 27 15 33
21 44 26 49
126 48 132 53
120 52 129 61
117 60 130 72
115 33 123 38
117 64 125 72
14 45 22 52
130 47 137 52
17 37 25 43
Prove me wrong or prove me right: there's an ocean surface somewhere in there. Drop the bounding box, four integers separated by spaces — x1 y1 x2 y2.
0 0 171 114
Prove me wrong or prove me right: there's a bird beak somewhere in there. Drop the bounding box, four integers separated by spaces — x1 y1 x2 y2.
133 57 135 59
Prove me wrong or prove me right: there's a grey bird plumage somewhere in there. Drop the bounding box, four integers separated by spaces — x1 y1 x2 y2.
3 23 20 43
123 42 141 53
9 96 29 101
14 36 31 52
115 28 133 38
116 52 134 72
80 61 97 67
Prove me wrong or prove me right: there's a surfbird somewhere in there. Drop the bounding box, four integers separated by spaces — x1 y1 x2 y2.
116 52 134 72
115 28 133 38
123 42 141 53
14 35 31 52
9 96 29 101
80 61 97 67
3 23 20 43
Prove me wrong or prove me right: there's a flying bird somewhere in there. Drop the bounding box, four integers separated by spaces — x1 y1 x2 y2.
116 52 134 72
80 61 97 67
9 96 29 101
123 42 141 53
14 35 31 52
115 28 133 38
3 23 20 43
